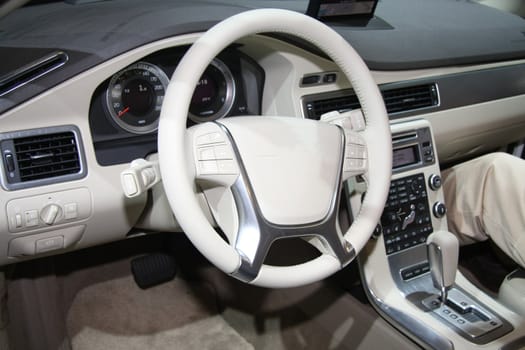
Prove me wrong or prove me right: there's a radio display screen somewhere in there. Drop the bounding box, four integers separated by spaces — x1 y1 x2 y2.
393 145 419 169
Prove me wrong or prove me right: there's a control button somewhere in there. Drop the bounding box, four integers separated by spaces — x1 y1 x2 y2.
349 110 365 131
196 132 224 145
410 181 423 195
429 174 442 191
217 160 237 174
388 200 399 208
457 319 466 324
64 203 78 220
401 270 415 280
344 158 366 172
14 214 22 228
4 153 15 172
346 133 365 145
386 211 398 223
198 147 216 161
36 236 64 253
433 202 447 218
450 314 458 320
301 75 320 85
346 145 366 159
443 309 451 314
323 73 337 83
198 160 219 175
40 204 61 225
122 173 138 197
25 210 39 227
214 145 233 160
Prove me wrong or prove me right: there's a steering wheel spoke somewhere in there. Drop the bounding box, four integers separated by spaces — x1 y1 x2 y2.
228 146 356 282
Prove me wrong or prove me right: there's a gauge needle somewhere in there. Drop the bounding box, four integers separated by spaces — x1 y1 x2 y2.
118 107 130 117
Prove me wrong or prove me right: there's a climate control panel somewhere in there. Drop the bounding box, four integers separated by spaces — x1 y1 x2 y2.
381 173 434 255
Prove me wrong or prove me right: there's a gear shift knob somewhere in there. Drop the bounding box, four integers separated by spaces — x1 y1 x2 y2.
427 230 459 304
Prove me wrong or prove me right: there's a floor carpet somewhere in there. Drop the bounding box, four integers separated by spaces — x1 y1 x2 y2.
67 275 253 350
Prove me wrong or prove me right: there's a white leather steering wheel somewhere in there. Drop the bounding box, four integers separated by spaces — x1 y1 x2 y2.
158 9 392 288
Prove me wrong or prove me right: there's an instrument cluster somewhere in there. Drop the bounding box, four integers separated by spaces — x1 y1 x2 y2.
88 45 264 165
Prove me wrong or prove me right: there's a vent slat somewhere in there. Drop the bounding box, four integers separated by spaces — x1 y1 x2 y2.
13 131 81 182
305 83 438 119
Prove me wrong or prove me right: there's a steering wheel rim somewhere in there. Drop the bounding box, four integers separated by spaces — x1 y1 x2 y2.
158 9 392 288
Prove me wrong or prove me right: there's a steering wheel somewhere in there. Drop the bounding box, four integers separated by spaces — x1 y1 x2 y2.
158 9 392 288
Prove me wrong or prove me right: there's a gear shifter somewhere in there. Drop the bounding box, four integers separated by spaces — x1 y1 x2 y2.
427 230 459 305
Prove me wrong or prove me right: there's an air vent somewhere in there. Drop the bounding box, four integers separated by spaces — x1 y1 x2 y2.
0 126 86 190
14 132 81 182
382 84 439 114
304 94 360 120
303 83 439 120
0 51 68 97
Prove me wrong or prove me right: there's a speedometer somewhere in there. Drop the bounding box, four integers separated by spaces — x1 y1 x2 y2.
189 58 236 123
106 62 169 134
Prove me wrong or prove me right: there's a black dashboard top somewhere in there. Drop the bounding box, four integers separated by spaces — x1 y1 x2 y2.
0 0 524 114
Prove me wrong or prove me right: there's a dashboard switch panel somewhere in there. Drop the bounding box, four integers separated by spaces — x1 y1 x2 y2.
6 188 92 233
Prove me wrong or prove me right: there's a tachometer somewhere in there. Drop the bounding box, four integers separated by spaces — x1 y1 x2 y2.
106 62 169 134
189 58 236 123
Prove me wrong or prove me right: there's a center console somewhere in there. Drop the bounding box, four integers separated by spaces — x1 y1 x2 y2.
347 118 521 349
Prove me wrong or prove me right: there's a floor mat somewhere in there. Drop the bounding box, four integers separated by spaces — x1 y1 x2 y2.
458 241 517 296
67 275 253 350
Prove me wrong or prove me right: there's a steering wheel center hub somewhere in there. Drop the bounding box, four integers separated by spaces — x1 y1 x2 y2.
221 117 344 226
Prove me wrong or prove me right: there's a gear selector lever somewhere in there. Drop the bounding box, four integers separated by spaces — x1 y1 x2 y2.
427 230 459 305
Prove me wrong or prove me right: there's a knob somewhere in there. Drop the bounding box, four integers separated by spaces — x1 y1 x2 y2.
433 202 447 218
429 174 442 191
40 204 61 225
410 181 423 195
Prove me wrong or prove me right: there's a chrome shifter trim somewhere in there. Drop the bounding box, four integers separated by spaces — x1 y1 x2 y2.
357 256 454 350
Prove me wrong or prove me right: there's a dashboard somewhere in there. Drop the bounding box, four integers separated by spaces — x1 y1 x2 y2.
1 28 524 263
1 1 525 348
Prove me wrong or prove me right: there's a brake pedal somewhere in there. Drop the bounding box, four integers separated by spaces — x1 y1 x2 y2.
131 253 177 289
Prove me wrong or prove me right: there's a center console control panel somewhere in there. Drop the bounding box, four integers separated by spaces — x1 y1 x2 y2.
381 173 433 255
378 125 445 257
